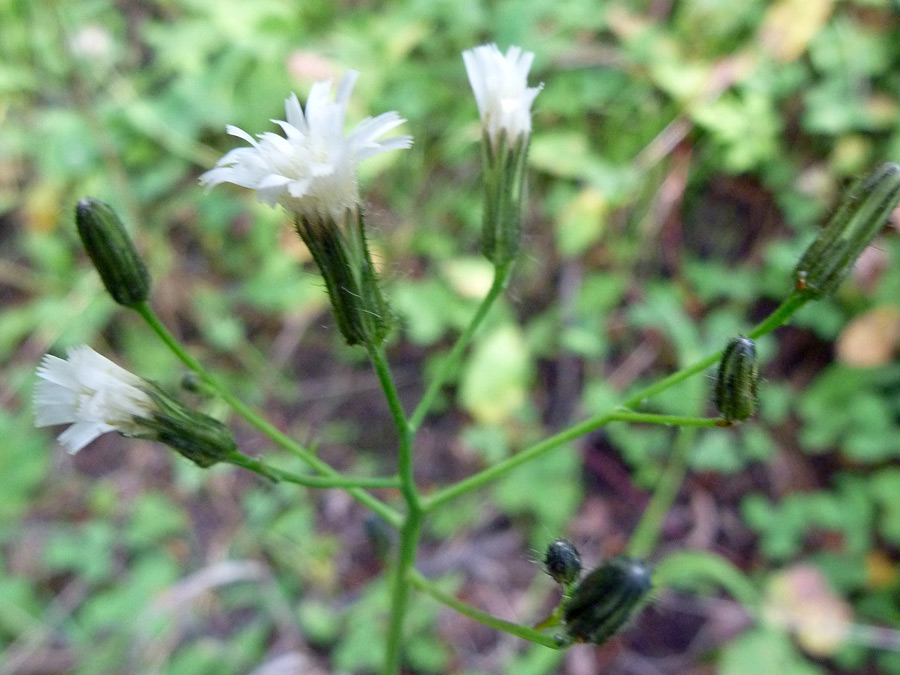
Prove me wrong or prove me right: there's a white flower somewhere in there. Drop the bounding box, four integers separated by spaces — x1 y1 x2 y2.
35 345 155 454
200 70 412 220
463 44 542 149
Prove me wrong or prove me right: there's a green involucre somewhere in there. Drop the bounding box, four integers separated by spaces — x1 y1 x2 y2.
713 336 758 423
563 556 653 645
76 198 151 307
794 162 900 298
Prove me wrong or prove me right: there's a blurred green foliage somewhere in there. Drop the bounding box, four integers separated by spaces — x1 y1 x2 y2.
3 0 900 672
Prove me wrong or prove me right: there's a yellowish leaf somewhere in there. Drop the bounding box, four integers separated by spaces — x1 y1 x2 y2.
836 306 900 367
758 0 834 63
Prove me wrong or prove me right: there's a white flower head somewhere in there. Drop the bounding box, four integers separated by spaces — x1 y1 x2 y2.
35 345 155 454
200 70 412 220
463 44 542 149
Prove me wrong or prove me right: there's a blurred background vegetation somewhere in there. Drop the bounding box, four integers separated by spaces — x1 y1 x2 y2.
3 0 900 673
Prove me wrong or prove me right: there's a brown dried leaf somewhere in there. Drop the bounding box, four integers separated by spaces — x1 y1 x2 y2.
836 306 900 368
758 0 834 63
763 564 852 657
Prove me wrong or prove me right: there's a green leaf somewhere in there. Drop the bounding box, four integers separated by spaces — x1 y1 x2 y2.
459 325 531 424
720 628 825 675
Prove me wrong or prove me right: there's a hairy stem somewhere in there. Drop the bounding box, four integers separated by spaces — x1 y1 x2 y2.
134 302 402 527
367 345 424 675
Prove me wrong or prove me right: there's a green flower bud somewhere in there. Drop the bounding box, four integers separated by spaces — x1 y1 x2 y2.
794 162 900 298
544 539 582 586
295 210 393 347
75 198 151 307
713 336 759 424
136 385 238 468
563 556 653 645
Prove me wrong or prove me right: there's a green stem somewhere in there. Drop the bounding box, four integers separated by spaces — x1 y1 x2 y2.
408 261 512 432
384 511 424 674
365 344 424 675
627 428 695 558
608 411 723 428
621 294 808 410
423 294 810 511
423 412 721 512
407 571 561 649
368 345 421 511
133 301 402 528
226 452 401 489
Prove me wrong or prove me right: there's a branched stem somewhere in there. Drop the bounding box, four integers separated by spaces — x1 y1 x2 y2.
407 570 561 649
134 301 402 527
621 294 808 410
409 261 512 432
226 452 402 489
423 412 721 512
423 293 810 511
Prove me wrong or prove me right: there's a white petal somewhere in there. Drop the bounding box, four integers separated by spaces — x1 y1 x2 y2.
34 345 155 453
200 69 410 218
58 421 114 454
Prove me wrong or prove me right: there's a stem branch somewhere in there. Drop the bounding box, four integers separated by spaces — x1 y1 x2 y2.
407 570 561 649
134 302 402 527
424 293 809 511
409 261 512 432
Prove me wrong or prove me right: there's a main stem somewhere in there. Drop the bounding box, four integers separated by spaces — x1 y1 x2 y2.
134 302 402 527
368 345 423 675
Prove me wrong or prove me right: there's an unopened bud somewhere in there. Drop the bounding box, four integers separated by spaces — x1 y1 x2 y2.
794 162 900 298
137 385 237 468
563 556 653 645
713 336 759 424
544 539 582 586
75 198 151 307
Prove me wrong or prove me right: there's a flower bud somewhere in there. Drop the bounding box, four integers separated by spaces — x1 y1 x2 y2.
137 385 238 468
294 210 393 347
544 539 582 586
75 198 151 307
563 556 653 645
794 162 900 298
713 336 758 424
